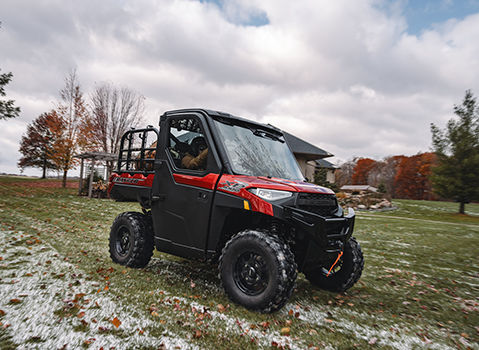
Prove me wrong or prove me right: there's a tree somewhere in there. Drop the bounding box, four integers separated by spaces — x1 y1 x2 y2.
366 155 405 196
50 70 90 187
80 83 145 167
351 158 376 185
335 158 357 187
0 70 20 120
431 90 479 214
394 153 436 200
18 112 59 178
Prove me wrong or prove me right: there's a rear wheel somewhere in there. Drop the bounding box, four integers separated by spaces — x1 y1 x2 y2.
109 212 153 268
219 230 297 313
304 237 363 292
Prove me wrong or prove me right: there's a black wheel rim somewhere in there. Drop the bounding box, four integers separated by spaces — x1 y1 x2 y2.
233 252 269 296
115 225 131 257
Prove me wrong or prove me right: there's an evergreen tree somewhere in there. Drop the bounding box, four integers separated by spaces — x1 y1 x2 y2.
430 90 479 214
0 70 20 120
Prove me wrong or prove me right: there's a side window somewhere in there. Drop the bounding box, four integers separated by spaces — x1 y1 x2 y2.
168 118 209 171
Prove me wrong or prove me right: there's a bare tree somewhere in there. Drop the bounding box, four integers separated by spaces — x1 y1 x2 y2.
50 70 89 187
82 83 145 161
334 158 357 187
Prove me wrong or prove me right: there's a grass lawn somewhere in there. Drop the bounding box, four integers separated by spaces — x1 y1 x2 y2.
0 176 477 349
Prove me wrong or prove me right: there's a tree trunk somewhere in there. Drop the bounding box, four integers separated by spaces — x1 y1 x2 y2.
459 201 465 214
41 158 46 179
62 169 68 188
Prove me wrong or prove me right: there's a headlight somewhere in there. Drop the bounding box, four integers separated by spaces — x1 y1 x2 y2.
248 188 293 201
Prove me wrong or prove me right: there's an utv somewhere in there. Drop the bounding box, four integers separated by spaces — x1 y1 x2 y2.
108 109 363 312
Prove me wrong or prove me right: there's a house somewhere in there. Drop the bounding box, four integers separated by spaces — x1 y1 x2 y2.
282 132 336 183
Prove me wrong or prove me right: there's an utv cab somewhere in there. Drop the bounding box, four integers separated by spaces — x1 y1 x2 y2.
108 109 363 312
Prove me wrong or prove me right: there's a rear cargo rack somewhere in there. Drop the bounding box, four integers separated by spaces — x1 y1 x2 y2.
117 127 159 174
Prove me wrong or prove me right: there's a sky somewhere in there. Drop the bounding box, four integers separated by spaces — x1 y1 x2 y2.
1 0 479 177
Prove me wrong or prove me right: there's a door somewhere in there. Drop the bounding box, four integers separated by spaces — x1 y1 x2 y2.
151 113 221 259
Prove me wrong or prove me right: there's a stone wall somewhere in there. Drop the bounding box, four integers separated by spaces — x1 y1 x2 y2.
337 191 394 210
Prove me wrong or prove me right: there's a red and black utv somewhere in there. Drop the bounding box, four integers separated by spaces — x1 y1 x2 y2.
108 109 363 312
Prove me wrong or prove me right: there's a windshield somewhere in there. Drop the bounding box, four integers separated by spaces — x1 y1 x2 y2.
214 119 305 181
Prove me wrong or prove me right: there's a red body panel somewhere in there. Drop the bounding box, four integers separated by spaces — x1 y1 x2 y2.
108 173 155 192
108 172 333 218
216 174 334 194
216 174 333 216
173 173 219 190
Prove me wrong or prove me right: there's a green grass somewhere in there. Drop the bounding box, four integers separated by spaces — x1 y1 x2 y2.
0 176 477 349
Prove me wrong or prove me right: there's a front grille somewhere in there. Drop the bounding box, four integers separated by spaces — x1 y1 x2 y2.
297 193 338 217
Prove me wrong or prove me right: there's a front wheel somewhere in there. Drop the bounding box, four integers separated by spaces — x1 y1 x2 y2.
219 230 297 313
109 212 154 268
304 237 364 292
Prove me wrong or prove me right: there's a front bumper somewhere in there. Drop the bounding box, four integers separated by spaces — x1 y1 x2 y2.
284 207 356 255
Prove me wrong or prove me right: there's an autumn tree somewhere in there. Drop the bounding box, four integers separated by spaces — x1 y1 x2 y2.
80 83 145 171
431 90 479 214
18 112 59 178
50 70 89 187
0 69 20 120
394 153 436 200
351 158 376 185
367 155 405 195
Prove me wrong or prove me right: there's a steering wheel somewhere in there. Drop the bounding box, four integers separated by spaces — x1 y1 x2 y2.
191 136 207 156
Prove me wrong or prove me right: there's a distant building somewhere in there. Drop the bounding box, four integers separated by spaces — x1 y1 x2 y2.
340 185 378 193
282 132 335 183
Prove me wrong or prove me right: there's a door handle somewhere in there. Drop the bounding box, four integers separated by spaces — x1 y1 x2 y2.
197 191 208 201
151 194 166 202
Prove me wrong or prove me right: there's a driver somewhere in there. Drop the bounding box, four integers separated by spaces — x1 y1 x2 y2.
182 136 208 170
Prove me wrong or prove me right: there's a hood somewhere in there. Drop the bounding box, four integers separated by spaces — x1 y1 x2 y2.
218 174 334 194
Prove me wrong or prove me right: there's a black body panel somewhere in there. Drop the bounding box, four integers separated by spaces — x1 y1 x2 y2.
150 111 222 260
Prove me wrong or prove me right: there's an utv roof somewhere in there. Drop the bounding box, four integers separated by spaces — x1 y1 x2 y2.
164 108 282 134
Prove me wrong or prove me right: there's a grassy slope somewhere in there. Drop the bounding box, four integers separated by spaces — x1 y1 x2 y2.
0 176 477 349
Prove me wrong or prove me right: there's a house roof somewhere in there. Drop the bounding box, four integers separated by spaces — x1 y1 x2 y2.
283 132 333 159
314 158 336 169
340 185 378 192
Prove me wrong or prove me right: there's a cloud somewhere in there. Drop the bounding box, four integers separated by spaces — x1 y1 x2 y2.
0 0 478 176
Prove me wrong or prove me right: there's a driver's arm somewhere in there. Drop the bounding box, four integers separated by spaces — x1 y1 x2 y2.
182 148 208 170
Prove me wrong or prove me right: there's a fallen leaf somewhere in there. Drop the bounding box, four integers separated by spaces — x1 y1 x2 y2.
217 304 226 313
9 299 21 304
111 317 121 328
260 321 270 329
280 327 290 335
0 310 5 316
193 330 202 338
83 338 95 345
369 337 378 345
